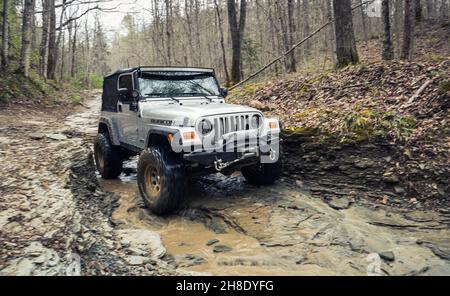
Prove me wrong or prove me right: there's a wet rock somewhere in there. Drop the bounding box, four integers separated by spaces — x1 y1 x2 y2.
421 242 450 261
379 251 395 262
354 159 375 169
295 180 304 187
394 186 406 194
46 133 68 141
116 229 166 259
328 197 351 210
29 133 45 140
125 256 148 266
213 245 232 253
206 239 220 246
0 258 35 276
176 254 207 267
383 171 399 183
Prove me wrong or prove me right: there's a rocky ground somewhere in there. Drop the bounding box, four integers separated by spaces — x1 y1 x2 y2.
1 92 449 276
0 93 180 275
229 22 450 210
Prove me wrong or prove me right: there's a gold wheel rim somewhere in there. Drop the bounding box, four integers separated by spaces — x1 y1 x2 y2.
144 165 161 198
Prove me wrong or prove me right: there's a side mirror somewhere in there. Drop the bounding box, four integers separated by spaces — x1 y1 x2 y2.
220 87 229 98
118 88 130 101
132 89 141 100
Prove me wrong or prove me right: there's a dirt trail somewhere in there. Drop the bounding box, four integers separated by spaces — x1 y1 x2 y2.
1 92 450 275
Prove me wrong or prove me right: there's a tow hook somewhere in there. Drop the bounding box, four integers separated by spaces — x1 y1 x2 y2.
214 159 226 171
270 149 277 161
214 152 257 172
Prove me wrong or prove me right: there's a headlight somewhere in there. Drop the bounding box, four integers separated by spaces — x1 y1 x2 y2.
250 114 263 130
198 119 213 135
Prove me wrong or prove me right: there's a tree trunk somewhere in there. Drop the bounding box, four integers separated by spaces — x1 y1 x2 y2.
46 0 57 80
302 0 311 58
70 20 77 78
382 0 394 60
415 0 423 21
165 0 172 64
227 0 247 84
325 0 336 64
213 0 230 84
1 0 9 69
287 0 296 72
19 0 35 77
30 2 36 52
359 0 369 41
84 19 90 88
39 0 49 77
333 0 359 68
393 0 404 57
184 0 195 65
54 1 66 82
60 29 65 82
401 0 414 60
274 0 290 72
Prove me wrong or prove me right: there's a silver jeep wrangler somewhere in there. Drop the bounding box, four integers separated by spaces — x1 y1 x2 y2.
94 67 282 215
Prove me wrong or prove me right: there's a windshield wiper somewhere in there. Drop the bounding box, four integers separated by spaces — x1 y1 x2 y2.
145 93 180 104
175 93 214 102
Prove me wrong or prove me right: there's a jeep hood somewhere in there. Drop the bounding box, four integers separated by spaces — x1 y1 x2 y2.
139 101 261 125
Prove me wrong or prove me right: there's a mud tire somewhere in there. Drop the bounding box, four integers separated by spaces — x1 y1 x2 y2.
94 133 123 179
137 146 186 215
241 145 283 185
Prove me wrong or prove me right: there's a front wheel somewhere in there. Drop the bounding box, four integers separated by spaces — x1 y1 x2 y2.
137 146 186 215
241 161 282 185
241 146 283 185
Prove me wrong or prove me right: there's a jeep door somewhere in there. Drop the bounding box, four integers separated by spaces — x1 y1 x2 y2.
117 73 139 147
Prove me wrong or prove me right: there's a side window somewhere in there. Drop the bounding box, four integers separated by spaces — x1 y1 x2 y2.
118 74 133 90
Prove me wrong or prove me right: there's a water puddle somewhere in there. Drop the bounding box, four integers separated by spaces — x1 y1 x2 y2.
99 162 308 275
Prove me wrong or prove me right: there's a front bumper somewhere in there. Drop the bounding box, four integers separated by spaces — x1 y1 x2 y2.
182 136 282 172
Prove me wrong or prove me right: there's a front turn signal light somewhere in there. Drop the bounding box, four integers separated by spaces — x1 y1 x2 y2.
268 122 278 129
183 131 196 140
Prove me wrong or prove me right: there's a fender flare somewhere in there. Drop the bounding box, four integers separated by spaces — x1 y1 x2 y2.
98 117 120 146
145 127 180 148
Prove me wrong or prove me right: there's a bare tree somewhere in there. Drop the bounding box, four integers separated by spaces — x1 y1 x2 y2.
302 0 311 58
213 0 230 84
382 0 394 60
71 20 77 78
47 0 57 79
287 0 297 72
415 0 423 21
19 0 35 77
165 0 173 64
227 0 247 84
333 0 359 68
359 0 369 41
39 0 49 77
1 0 9 69
401 0 414 60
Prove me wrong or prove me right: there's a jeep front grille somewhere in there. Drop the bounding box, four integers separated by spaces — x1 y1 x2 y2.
208 113 262 144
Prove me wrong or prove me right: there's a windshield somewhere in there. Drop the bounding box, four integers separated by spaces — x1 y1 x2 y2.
139 71 220 97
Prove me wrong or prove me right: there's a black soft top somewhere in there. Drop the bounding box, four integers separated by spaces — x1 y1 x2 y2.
101 66 216 112
104 66 214 78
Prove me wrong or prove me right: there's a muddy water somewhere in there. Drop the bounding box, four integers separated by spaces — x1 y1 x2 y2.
101 171 332 275
68 95 450 276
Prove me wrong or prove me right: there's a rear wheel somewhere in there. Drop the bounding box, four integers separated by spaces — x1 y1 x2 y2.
94 133 123 179
137 146 185 215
